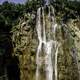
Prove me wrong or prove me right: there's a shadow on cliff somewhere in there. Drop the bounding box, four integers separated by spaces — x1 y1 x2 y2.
6 56 20 80
0 32 20 80
5 35 20 80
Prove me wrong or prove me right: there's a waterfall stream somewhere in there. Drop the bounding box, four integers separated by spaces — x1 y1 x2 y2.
36 5 59 80
35 1 79 80
45 0 50 5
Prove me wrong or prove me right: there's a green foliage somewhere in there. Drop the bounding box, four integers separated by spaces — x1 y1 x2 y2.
54 0 80 11
0 1 25 32
25 0 45 12
0 0 80 32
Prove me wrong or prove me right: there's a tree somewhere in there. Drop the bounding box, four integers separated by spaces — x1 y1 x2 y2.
25 0 45 12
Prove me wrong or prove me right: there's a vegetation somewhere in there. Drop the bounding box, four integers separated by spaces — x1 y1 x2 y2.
0 0 80 32
0 0 80 80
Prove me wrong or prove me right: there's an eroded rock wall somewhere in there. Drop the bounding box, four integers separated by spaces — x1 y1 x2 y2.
12 13 80 80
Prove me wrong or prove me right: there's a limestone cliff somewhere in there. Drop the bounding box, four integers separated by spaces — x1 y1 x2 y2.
12 10 80 80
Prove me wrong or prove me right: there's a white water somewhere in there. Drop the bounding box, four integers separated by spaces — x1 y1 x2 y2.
36 6 59 80
36 8 42 80
45 0 49 5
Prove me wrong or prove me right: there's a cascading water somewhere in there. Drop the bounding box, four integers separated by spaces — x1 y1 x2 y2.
36 4 59 80
45 0 50 5
35 0 80 80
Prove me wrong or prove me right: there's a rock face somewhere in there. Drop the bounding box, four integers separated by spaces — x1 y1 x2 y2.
12 13 38 80
67 19 80 79
12 11 80 80
56 23 79 80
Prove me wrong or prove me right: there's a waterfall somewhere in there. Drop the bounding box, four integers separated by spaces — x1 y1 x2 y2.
45 0 50 5
36 6 59 80
36 8 42 80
